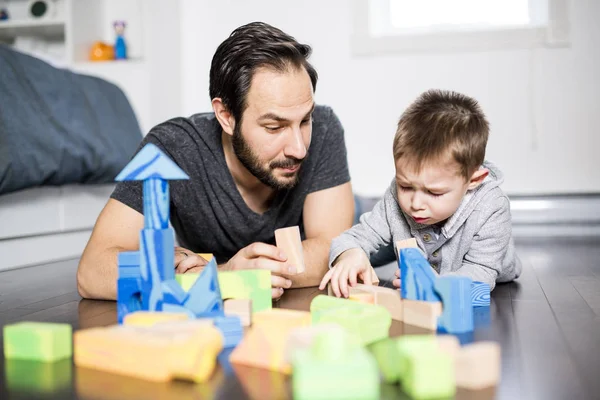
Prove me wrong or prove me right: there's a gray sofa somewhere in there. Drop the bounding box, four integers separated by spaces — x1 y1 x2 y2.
0 45 142 271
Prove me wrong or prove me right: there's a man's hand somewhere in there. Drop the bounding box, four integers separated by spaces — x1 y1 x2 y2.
318 248 375 298
174 247 210 274
224 242 297 299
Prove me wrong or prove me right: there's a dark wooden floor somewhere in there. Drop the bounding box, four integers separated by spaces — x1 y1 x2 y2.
1 238 599 400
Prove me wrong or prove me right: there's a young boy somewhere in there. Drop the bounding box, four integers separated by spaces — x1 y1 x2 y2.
320 89 522 298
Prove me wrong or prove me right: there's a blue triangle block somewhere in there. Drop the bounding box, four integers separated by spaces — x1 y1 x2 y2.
115 143 189 181
184 258 224 318
162 279 189 304
435 276 473 333
399 248 441 302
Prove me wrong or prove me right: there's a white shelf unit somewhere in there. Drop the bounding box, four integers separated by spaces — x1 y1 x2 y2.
0 0 181 136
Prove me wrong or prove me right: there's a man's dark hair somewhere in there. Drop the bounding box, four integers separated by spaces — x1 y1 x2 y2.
209 22 318 123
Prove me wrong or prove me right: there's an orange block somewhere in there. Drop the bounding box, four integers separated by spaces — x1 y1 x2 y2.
74 324 222 383
349 292 375 304
275 226 305 274
455 342 501 389
230 309 311 374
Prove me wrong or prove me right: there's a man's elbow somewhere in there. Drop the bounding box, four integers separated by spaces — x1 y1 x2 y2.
76 264 94 299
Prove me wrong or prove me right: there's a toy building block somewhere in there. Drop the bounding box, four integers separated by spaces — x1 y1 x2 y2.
471 281 491 307
224 299 252 327
218 269 272 312
176 272 199 292
395 238 418 251
403 299 443 330
349 291 375 304
402 348 455 399
197 253 214 261
455 342 501 390
183 257 224 318
213 316 244 348
435 276 474 333
275 225 305 274
368 338 401 383
117 277 142 324
5 358 72 394
399 248 441 302
123 311 190 327
311 295 391 345
284 324 351 364
292 329 380 400
4 322 72 362
230 320 303 374
161 279 189 304
253 308 312 328
74 324 222 383
351 284 403 321
118 251 140 278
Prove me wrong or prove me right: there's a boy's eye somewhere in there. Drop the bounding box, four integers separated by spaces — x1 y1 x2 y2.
428 191 444 197
399 186 411 191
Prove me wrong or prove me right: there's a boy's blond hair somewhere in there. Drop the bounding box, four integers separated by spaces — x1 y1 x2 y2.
393 89 489 181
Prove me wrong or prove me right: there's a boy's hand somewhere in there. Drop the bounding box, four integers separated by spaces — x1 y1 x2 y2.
318 248 375 298
393 268 401 289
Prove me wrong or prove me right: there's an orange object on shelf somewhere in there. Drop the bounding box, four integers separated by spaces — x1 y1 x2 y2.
89 41 114 61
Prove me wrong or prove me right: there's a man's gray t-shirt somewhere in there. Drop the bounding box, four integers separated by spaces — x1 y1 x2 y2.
110 105 351 264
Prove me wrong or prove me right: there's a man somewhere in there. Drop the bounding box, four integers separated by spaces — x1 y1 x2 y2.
76 22 355 300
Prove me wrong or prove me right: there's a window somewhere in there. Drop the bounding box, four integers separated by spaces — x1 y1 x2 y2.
352 0 570 55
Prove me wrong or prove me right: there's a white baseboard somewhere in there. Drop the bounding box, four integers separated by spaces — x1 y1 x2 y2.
0 230 92 272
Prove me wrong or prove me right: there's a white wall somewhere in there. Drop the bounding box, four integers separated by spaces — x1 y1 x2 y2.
179 0 599 197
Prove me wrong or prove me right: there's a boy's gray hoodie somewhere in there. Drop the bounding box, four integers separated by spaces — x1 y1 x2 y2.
329 161 521 290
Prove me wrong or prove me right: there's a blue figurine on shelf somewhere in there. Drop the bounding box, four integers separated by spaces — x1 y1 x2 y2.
0 8 9 21
113 20 127 60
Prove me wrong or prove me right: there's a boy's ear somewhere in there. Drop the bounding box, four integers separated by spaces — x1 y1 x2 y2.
467 168 489 190
211 98 236 136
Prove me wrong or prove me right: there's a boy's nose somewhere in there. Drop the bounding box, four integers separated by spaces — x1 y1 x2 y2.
411 192 425 211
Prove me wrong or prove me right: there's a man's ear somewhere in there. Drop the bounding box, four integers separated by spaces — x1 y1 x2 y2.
467 168 489 190
212 98 235 136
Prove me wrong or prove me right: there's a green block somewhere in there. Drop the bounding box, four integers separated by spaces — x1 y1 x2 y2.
3 322 72 362
402 350 455 400
6 358 72 394
368 338 401 383
176 272 199 292
176 270 271 312
218 270 272 312
292 330 380 400
310 295 391 345
395 335 441 379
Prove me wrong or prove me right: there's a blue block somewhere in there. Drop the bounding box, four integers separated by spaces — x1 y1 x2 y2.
117 278 143 324
140 228 175 311
143 178 170 230
162 279 189 304
184 258 224 318
435 276 474 333
471 281 491 307
217 347 235 376
118 251 140 267
115 143 189 182
213 316 243 348
399 248 441 302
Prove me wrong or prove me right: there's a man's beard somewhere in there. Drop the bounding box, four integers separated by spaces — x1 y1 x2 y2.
232 124 303 190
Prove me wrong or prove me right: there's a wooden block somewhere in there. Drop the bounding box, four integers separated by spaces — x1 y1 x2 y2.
74 324 222 383
284 324 348 364
224 299 252 327
395 238 418 252
435 276 474 333
230 319 304 374
455 342 501 390
4 322 72 362
275 226 305 274
218 270 272 312
472 281 491 307
253 308 312 329
399 248 441 302
352 284 403 321
123 311 190 327
403 299 442 330
349 292 375 304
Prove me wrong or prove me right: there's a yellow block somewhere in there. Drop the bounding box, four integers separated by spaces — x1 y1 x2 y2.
123 311 190 327
197 253 214 261
74 324 223 383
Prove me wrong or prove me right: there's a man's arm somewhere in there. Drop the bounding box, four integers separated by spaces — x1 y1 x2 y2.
77 199 145 300
290 182 355 288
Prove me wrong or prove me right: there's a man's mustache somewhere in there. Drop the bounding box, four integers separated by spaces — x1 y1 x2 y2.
270 158 303 169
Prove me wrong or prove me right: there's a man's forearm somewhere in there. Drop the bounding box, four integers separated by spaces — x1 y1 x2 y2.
289 237 331 288
77 247 121 301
